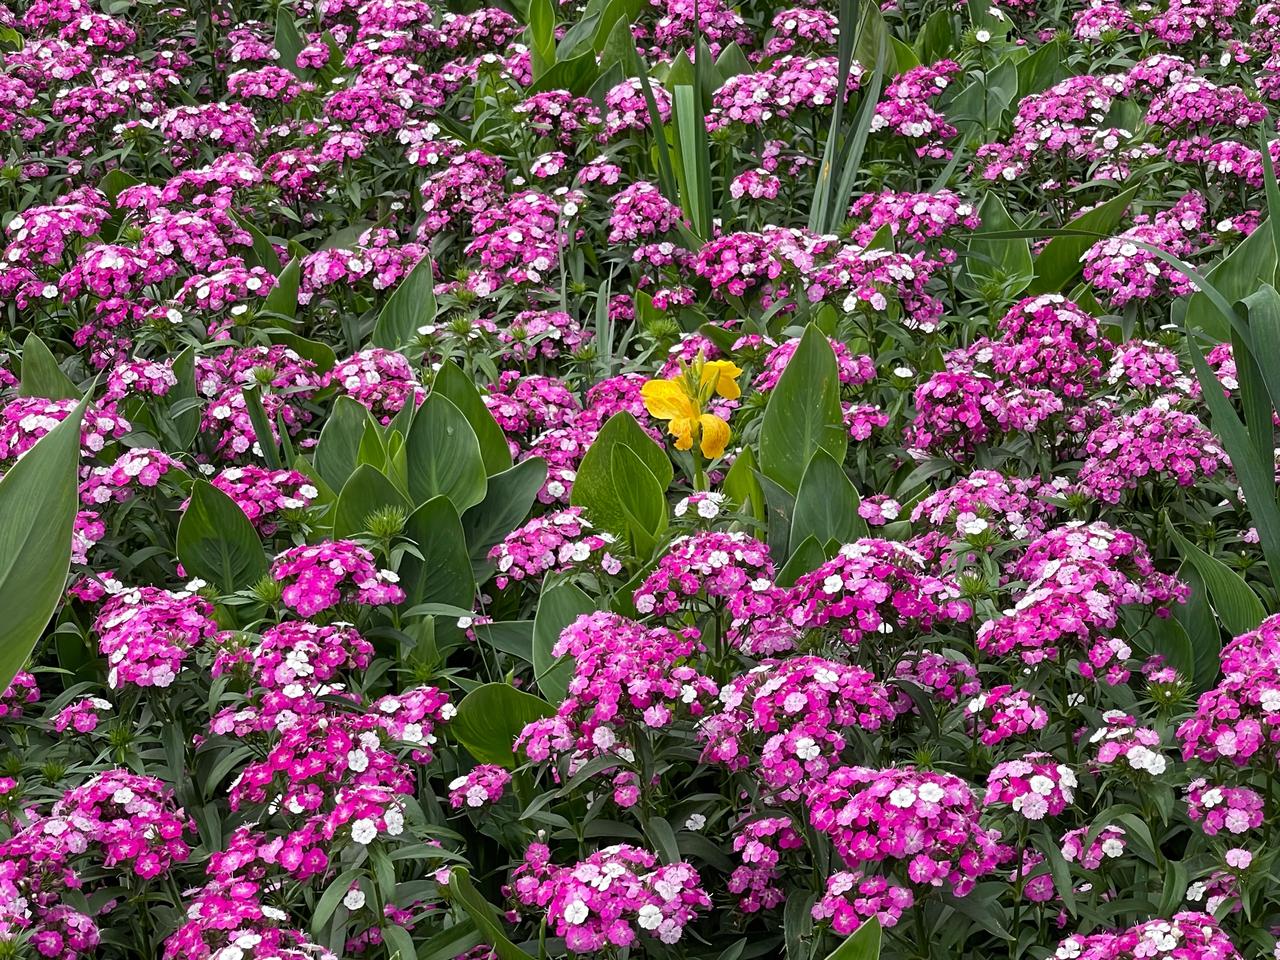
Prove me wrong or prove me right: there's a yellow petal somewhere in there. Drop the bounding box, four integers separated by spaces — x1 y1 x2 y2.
701 360 743 400
642 379 697 421
669 415 696 451
698 413 730 459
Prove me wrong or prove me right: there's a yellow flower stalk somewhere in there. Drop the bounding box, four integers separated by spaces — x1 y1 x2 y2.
641 355 741 469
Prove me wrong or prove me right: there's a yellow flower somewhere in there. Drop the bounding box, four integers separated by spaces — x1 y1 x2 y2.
641 353 739 459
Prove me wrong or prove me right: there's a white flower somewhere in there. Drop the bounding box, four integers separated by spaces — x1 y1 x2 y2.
351 818 378 845
889 787 917 808
975 28 991 42
685 814 706 831
794 737 821 761
636 905 663 930
562 899 590 925
343 887 366 911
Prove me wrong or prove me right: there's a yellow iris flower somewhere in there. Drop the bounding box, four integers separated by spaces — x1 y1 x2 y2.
641 356 741 459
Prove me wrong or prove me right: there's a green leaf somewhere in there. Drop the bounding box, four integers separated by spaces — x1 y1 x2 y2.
177 481 268 592
452 683 555 768
169 347 201 448
672 84 712 239
372 255 437 349
1173 562 1220 688
528 0 556 78
274 7 307 77
382 925 417 960
332 465 410 539
823 916 881 960
1185 225 1276 340
529 50 600 96
1028 184 1140 294
612 443 667 558
962 192 1033 297
533 579 595 702
310 865 365 936
241 385 282 469
790 449 868 554
1016 38 1069 97
1167 525 1265 636
1182 332 1280 579
271 333 336 375
399 496 475 614
443 868 533 960
760 325 847 495
19 334 79 400
432 361 512 475
415 921 482 960
915 8 954 63
462 458 547 579
1237 285 1280 430
571 412 673 536
231 212 281 274
0 391 89 694
777 535 827 588
406 394 488 511
315 396 372 492
722 446 765 521
263 258 300 318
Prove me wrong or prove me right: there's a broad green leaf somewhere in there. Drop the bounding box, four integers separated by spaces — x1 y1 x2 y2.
0 391 90 694
238 390 281 474
1016 38 1068 97
169 348 201 448
332 465 410 539
1182 333 1280 579
1167 525 1265 637
415 921 483 960
462 457 547 579
571 412 673 536
372 255 437 349
471 620 534 662
310 865 365 936
263 258 300 317
612 443 667 558
722 446 765 522
529 50 600 96
1129 609 1194 686
231 212 281 274
824 916 881 960
399 496 475 613
528 0 556 78
759 325 847 495
452 683 555 768
272 333 336 374
274 8 307 77
962 192 1033 297
19 334 79 400
1185 225 1276 340
382 925 417 960
1173 562 1220 688
533 578 595 702
777 535 826 588
432 360 512 475
406 394 488 511
1028 184 1140 294
915 8 954 63
443 868 533 960
315 396 372 492
1237 286 1280 425
790 449 868 554
177 481 268 592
